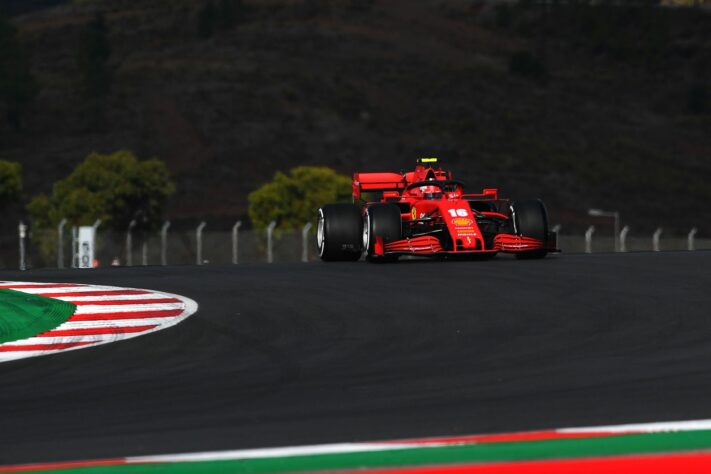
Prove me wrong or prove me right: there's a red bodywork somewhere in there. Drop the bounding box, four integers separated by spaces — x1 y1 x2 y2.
353 162 558 257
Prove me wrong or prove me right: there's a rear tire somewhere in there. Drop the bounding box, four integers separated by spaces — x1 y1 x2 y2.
317 204 363 262
363 203 401 262
512 199 549 260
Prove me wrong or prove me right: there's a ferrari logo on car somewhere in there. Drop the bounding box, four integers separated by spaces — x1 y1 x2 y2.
411 207 417 220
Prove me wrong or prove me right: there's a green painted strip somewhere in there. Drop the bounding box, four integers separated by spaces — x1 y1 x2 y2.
0 289 76 344
13 429 711 474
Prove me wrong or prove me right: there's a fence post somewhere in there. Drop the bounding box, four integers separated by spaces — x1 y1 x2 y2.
619 225 630 253
266 221 277 263
161 221 170 265
139 216 147 266
585 225 595 254
71 226 78 268
688 227 698 251
232 221 242 264
196 221 206 265
302 222 313 262
57 218 67 268
126 219 136 266
91 219 102 268
653 228 663 252
18 221 27 271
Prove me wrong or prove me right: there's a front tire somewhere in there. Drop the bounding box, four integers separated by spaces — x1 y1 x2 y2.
363 203 401 262
512 199 549 259
317 204 363 261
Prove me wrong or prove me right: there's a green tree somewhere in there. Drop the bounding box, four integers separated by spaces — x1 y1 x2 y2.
0 13 38 128
77 13 111 99
248 166 351 231
27 150 175 231
0 160 22 205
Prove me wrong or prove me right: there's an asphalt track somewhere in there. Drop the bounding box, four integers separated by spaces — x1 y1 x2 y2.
1 252 711 465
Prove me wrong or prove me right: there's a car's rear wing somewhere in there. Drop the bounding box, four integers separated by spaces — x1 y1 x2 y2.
352 172 407 201
352 167 453 201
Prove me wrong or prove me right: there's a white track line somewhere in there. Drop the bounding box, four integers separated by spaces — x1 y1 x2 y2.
0 285 90 293
74 303 185 314
126 418 711 464
52 295 176 302
53 318 183 329
129 442 421 464
127 417 711 464
3 335 110 346
560 419 711 434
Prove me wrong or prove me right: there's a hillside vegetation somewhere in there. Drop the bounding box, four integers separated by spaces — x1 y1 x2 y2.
1 0 710 234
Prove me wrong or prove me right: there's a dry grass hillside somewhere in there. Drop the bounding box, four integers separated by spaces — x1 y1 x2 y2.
1 0 710 234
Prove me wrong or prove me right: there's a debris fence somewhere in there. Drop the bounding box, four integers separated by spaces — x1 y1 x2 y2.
7 221 711 270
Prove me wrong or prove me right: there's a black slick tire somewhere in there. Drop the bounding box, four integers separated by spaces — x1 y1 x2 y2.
512 199 549 260
317 204 363 262
363 203 401 262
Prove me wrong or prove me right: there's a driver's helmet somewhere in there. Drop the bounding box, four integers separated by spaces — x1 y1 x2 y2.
419 185 442 200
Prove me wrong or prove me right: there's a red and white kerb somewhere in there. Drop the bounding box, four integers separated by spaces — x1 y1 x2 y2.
0 281 198 362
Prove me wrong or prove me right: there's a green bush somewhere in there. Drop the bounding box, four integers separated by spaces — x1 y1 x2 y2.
248 166 351 232
0 160 22 205
27 150 175 231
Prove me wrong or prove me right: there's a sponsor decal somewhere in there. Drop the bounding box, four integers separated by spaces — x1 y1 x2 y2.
411 207 417 220
452 217 473 227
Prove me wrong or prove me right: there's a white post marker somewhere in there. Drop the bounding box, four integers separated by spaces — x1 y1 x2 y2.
302 222 313 262
267 221 277 264
18 222 27 271
57 218 67 269
688 227 698 252
126 219 137 267
77 226 96 269
585 225 595 254
196 222 206 265
653 228 663 252
619 226 630 253
161 221 170 266
232 221 242 265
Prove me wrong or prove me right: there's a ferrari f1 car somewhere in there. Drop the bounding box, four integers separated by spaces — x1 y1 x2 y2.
317 158 559 262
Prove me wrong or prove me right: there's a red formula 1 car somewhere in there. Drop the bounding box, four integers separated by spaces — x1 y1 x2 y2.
317 158 558 262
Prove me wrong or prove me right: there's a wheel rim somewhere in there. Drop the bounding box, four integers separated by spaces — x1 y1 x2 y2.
317 209 325 257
